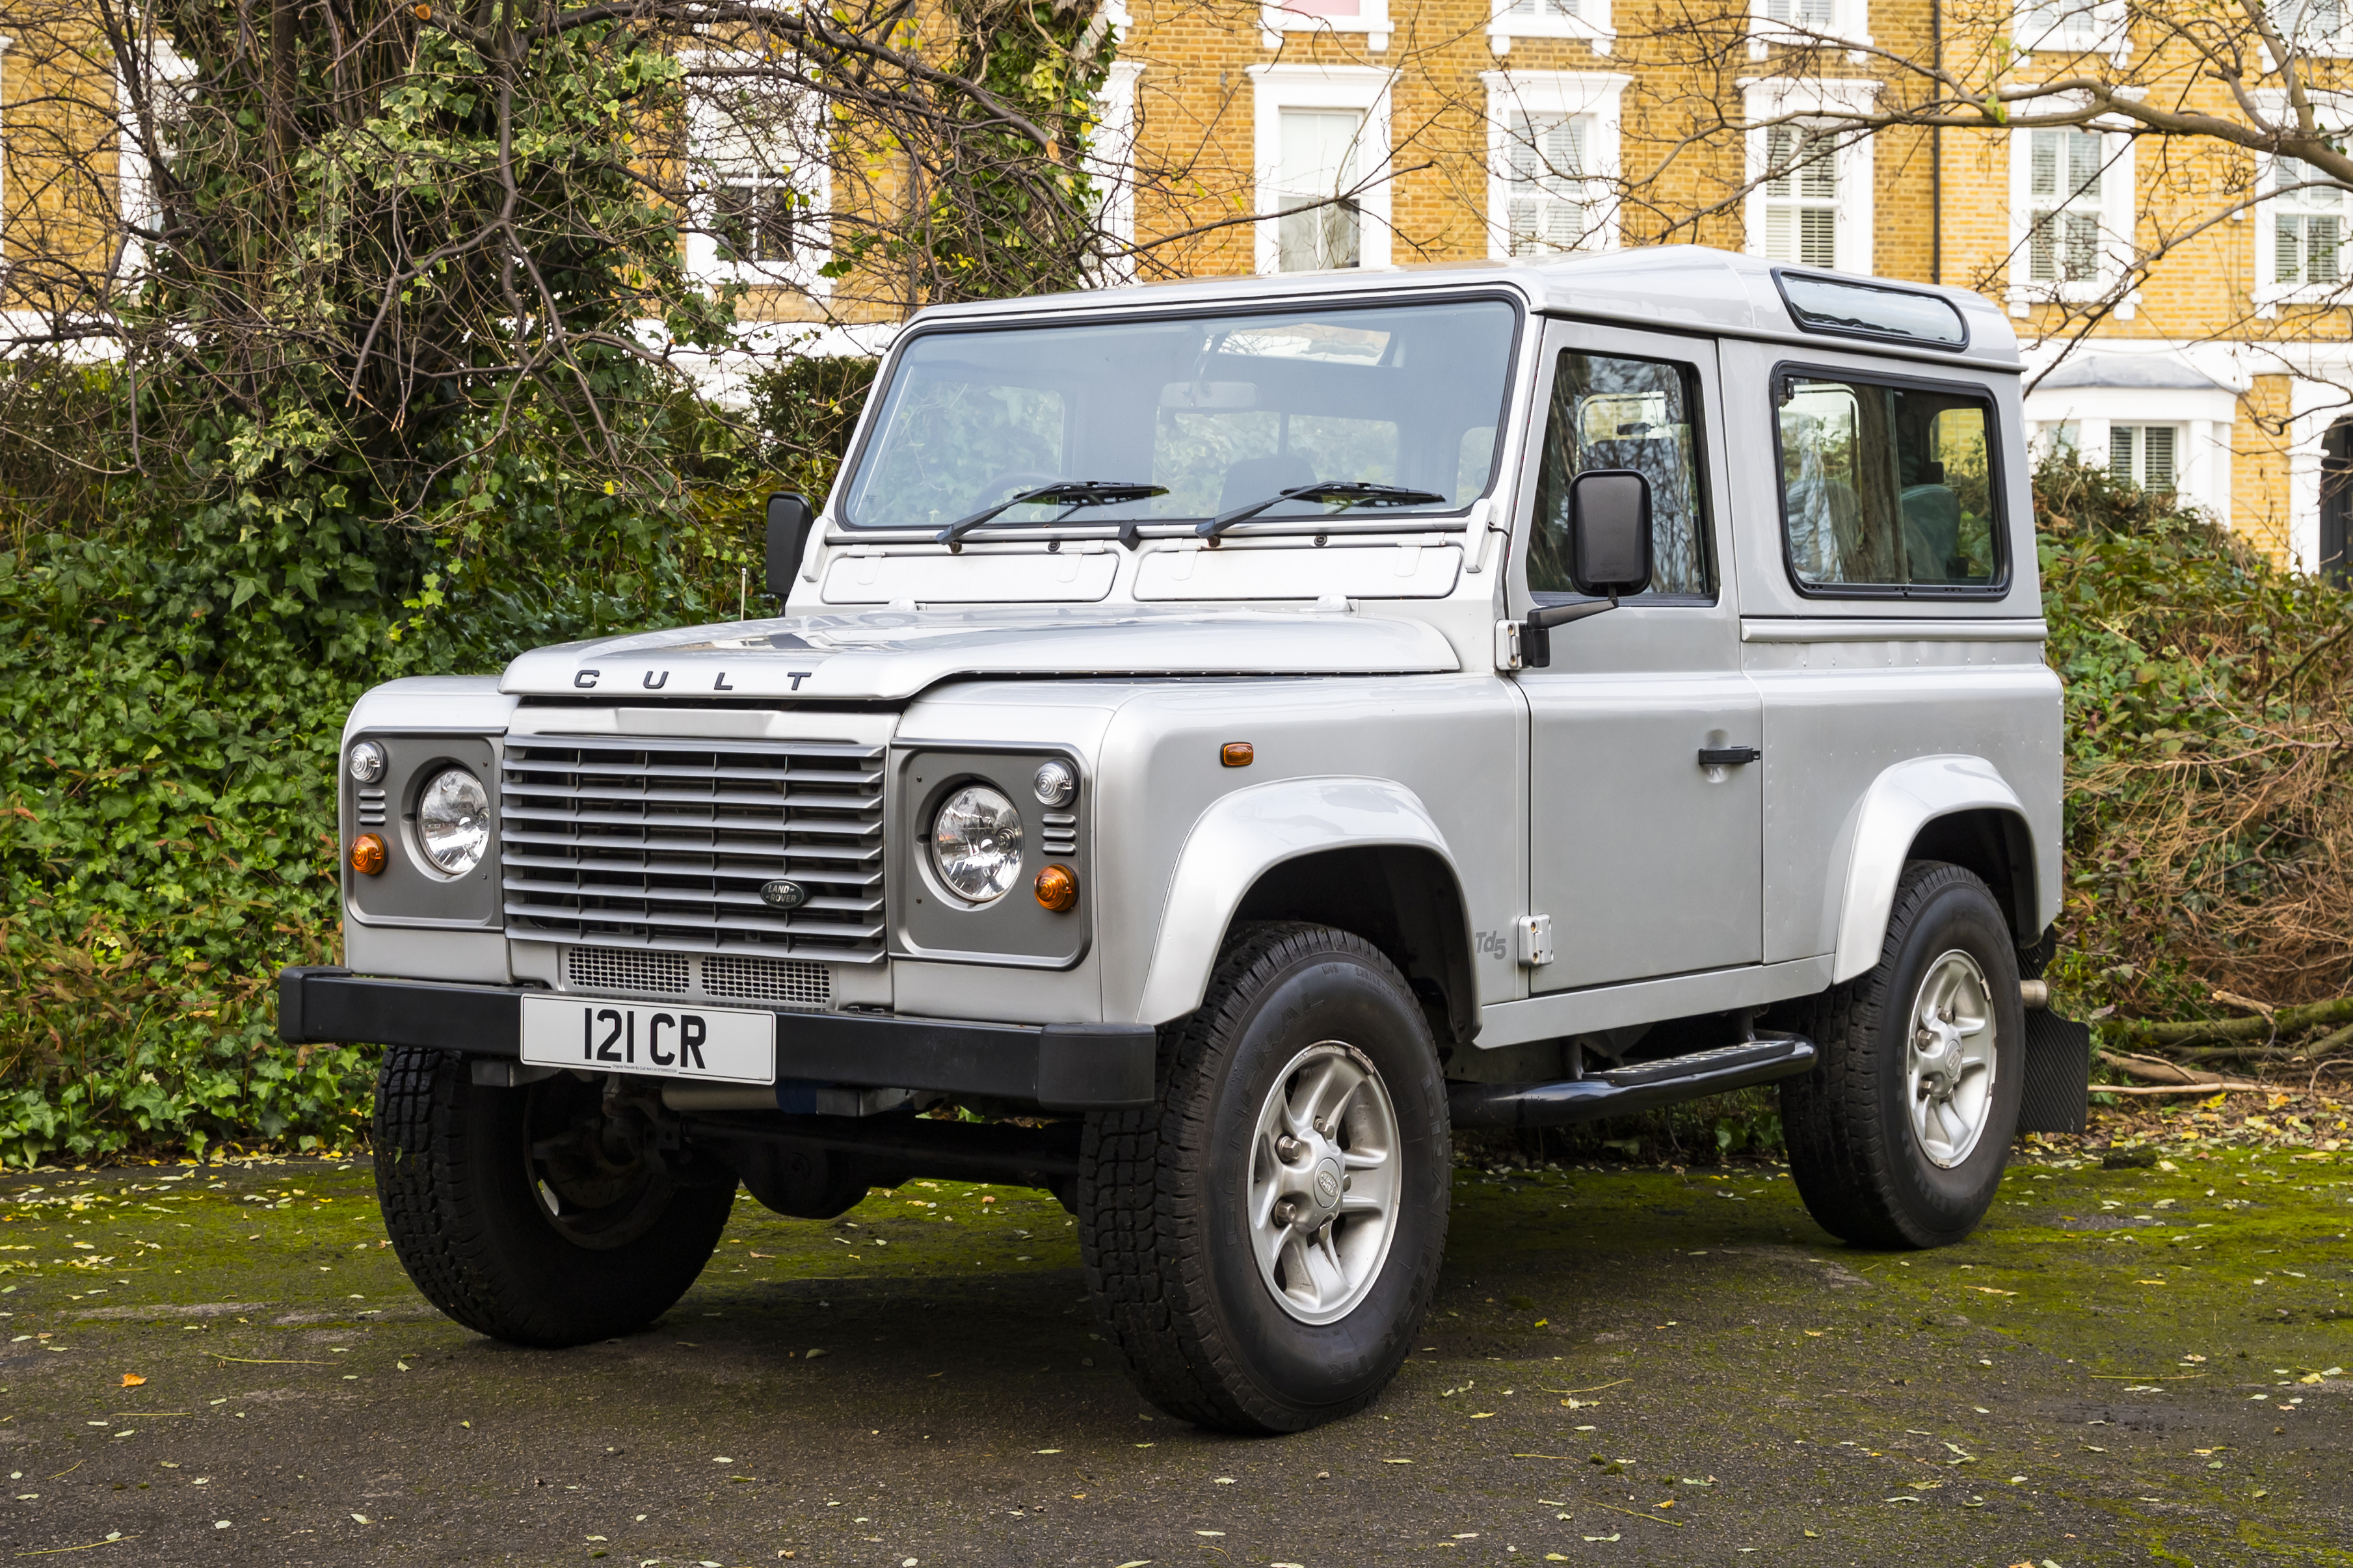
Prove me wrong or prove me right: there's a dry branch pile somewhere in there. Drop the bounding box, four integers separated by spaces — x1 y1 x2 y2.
2038 458 2353 1080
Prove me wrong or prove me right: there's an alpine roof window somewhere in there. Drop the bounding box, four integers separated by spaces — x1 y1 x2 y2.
1774 271 1968 349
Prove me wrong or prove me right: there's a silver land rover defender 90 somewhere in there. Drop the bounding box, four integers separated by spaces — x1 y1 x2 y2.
280 246 2086 1434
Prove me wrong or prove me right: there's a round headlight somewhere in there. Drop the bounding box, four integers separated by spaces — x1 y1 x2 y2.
1033 759 1076 808
348 741 386 784
929 784 1023 905
417 767 490 876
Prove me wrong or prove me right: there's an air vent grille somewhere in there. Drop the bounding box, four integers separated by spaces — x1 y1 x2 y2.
565 946 691 996
562 946 831 1010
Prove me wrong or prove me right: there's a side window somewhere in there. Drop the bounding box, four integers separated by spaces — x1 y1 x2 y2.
1775 373 2001 592
1529 352 1712 598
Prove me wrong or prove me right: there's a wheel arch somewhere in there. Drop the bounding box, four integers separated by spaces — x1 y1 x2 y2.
1130 777 1476 1045
1829 756 2046 985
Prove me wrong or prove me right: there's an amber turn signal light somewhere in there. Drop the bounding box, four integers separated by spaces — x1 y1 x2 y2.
1221 741 1254 767
1034 863 1078 912
350 832 388 877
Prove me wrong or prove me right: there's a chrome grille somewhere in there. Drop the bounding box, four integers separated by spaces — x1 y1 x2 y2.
503 735 885 961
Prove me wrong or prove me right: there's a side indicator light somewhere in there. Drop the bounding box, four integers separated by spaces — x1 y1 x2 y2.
1221 741 1254 767
351 833 388 877
1035 863 1079 912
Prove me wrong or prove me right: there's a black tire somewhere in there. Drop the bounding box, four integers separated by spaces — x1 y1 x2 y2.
1779 861 2027 1249
373 1048 734 1346
1078 923 1451 1433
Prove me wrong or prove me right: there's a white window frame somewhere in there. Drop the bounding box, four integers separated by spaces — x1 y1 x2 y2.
1088 61 1147 284
116 34 194 282
1485 0 1615 58
2005 113 2137 315
1249 65 1396 276
2250 90 2353 315
1482 72 1627 258
2021 364 2239 524
1261 0 1390 51
1740 77 1877 277
2105 422 2183 490
2270 0 2353 61
682 52 831 296
2009 0 2131 63
1746 0 1872 64
2255 152 2353 311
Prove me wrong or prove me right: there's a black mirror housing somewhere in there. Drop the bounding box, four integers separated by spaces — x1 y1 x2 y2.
765 493 816 600
1567 470 1653 598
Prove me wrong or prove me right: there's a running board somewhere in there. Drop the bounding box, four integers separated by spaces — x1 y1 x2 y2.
1448 1031 1817 1130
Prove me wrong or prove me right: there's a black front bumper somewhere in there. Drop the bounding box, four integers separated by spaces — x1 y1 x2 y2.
276 966 1157 1111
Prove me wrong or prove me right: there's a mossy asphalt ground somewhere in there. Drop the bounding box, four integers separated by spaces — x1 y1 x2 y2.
0 1130 2345 1567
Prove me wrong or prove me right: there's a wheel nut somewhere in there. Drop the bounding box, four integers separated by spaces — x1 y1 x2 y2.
1273 1199 1300 1225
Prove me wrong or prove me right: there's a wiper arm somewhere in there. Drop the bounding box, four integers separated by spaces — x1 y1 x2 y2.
935 481 1168 548
1196 480 1450 541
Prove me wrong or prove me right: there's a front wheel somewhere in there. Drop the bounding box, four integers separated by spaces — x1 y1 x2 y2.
374 1048 735 1346
1779 860 2026 1249
1078 924 1451 1433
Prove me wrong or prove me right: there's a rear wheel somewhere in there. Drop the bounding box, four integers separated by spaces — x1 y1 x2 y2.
1779 861 2025 1249
1078 923 1450 1433
374 1048 734 1346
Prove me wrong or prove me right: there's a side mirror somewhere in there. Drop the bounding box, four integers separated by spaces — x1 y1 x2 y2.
765 492 816 600
1517 470 1653 669
1567 469 1653 598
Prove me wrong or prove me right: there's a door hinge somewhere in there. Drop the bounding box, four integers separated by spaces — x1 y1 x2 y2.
1494 618 1524 672
1517 914 1555 968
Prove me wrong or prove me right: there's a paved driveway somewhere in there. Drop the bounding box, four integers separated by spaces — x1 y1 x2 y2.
0 1139 2345 1565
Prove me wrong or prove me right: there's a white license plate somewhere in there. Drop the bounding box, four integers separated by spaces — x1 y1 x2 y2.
519 995 776 1085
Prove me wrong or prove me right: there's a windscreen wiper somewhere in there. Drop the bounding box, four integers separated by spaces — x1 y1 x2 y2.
935 481 1168 549
1197 480 1450 541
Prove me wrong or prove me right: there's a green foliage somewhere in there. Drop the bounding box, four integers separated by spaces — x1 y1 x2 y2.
0 348 883 1166
2034 453 2353 1020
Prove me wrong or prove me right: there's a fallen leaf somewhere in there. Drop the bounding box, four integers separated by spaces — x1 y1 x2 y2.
351 1513 370 1524
118 1374 145 1388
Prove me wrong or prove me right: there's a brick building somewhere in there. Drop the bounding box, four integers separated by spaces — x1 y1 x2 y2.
1000 0 2351 576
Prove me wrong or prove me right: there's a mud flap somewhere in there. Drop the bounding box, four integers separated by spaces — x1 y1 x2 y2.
2017 1011 2092 1134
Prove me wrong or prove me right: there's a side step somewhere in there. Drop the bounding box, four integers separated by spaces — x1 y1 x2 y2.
1448 1032 1818 1131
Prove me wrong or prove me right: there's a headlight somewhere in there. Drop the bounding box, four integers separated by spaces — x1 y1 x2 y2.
929 784 1023 904
417 767 490 876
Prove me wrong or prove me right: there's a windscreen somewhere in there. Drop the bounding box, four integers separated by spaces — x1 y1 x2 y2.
838 299 1519 531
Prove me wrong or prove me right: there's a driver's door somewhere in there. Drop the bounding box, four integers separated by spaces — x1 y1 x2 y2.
1516 322 1763 992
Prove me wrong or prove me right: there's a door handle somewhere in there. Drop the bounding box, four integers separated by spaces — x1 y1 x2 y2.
1697 746 1761 767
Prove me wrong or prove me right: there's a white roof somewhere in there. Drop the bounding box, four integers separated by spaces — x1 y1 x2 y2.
918 245 2020 373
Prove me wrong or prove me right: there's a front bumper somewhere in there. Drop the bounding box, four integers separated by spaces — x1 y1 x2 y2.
276 966 1156 1111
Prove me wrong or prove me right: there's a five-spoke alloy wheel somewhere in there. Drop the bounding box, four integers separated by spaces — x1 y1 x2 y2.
1248 1043 1402 1324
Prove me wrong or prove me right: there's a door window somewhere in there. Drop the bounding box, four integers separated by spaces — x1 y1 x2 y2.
1529 352 1712 598
1775 373 2002 592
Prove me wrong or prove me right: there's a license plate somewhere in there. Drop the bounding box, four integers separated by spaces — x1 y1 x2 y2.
519 995 776 1085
